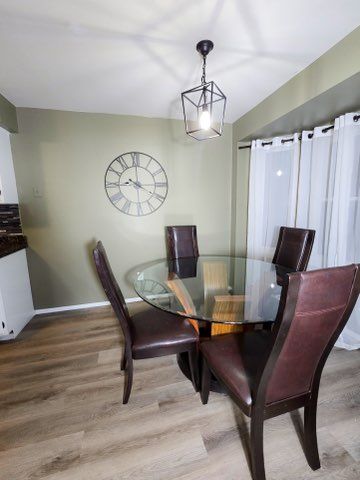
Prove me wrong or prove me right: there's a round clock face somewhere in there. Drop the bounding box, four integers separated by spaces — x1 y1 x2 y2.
105 152 168 216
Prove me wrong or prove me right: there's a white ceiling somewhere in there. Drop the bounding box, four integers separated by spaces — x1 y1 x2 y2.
0 0 359 123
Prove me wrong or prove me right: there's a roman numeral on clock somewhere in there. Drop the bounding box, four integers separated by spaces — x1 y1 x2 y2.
137 203 143 216
116 156 128 171
147 201 155 212
109 166 121 176
122 200 131 214
131 152 140 166
110 192 124 203
106 181 119 189
153 192 165 201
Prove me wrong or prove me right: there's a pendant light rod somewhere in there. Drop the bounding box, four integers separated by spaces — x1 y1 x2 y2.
196 40 214 87
201 56 207 85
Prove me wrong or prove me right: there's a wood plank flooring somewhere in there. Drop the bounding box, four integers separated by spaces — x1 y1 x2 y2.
0 303 359 480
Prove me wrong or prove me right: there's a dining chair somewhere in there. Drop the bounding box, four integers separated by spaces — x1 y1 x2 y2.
166 225 199 259
200 264 360 480
93 241 199 404
272 226 315 271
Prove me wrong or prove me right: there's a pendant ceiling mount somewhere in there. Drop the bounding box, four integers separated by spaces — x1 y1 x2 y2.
196 39 214 57
181 39 226 141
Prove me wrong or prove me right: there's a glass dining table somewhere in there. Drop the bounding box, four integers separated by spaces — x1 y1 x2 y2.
134 255 293 388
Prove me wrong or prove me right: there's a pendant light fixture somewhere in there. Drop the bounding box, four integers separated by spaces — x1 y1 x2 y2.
181 40 226 141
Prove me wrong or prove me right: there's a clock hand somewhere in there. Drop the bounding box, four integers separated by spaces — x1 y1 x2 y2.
128 179 153 195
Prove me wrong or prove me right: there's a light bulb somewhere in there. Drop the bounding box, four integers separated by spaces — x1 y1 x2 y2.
199 109 211 130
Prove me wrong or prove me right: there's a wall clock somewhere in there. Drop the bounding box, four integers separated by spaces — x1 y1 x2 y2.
105 152 168 216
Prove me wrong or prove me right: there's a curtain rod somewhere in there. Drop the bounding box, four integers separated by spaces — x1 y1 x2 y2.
307 125 335 139
238 114 360 149
321 125 334 133
238 137 294 149
238 137 295 149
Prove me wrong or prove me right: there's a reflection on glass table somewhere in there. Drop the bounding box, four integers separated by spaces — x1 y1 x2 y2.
134 256 293 330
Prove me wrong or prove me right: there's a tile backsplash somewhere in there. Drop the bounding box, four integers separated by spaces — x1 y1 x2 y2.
0 204 22 234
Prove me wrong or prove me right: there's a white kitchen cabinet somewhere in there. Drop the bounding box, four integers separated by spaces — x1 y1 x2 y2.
0 249 34 340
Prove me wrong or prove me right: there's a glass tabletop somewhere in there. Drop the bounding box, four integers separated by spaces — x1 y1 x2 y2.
134 256 293 325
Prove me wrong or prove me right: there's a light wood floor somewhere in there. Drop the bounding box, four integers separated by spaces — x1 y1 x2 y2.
0 303 359 480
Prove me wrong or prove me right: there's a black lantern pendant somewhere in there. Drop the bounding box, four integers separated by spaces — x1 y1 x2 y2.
181 40 226 141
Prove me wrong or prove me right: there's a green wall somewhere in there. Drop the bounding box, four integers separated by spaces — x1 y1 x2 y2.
11 108 232 309
230 144 250 257
0 93 18 133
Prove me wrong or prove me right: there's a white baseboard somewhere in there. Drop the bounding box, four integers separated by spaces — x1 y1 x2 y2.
34 297 142 315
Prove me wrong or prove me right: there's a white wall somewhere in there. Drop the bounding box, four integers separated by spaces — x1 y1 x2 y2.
0 127 18 203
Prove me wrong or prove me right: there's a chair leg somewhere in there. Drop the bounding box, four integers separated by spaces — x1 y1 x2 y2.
250 411 266 480
200 356 211 404
123 357 133 404
120 348 127 371
188 348 199 392
304 397 321 470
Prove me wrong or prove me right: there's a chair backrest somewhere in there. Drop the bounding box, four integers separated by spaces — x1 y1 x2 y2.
262 264 360 405
93 241 133 346
272 226 315 271
168 257 198 279
166 225 199 260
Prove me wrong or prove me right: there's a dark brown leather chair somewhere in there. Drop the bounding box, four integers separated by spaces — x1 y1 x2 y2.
272 226 315 271
200 264 360 480
168 257 198 279
166 225 199 260
93 241 199 404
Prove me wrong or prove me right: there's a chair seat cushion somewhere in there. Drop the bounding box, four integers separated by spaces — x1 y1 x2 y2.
200 331 272 414
130 308 198 359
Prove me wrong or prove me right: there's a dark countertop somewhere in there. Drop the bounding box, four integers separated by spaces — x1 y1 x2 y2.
0 235 28 259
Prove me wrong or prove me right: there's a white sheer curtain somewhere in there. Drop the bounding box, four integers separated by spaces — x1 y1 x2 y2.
296 126 334 268
247 114 360 350
297 113 360 349
247 134 300 262
246 135 300 325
